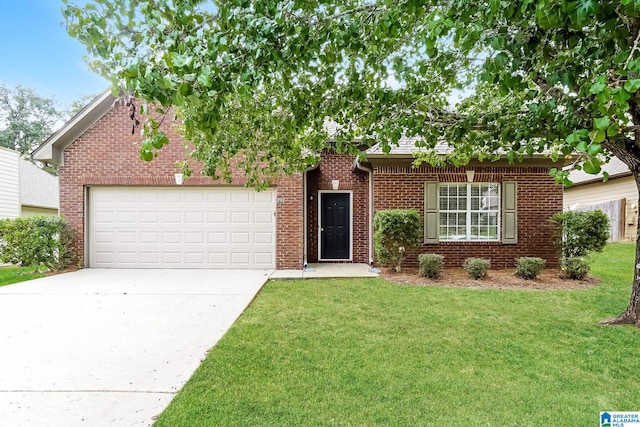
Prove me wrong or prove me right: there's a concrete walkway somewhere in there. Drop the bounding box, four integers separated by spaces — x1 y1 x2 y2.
270 263 380 279
0 269 271 427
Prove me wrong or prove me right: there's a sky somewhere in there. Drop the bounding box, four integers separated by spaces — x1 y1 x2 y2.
0 0 109 108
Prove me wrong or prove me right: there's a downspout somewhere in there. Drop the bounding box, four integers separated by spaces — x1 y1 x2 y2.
353 158 375 268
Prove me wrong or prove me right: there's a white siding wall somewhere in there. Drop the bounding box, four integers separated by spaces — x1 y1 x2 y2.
564 175 638 241
19 159 58 210
0 148 20 219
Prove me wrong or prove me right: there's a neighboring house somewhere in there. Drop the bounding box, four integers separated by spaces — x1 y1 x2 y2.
33 90 563 270
564 157 636 242
0 147 58 219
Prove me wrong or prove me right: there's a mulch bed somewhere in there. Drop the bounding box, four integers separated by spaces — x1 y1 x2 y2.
381 267 600 290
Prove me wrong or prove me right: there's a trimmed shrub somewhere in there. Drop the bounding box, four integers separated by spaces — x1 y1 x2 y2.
463 257 490 279
374 209 422 272
561 257 590 280
0 216 75 272
515 257 546 280
550 210 609 259
418 254 444 279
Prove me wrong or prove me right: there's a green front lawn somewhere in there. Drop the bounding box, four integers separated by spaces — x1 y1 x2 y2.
0 266 44 287
156 243 640 426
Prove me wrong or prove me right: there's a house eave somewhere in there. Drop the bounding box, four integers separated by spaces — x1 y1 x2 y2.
32 89 116 165
366 154 563 168
565 171 634 188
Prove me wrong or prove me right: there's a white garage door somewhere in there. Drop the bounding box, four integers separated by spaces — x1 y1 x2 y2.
89 187 276 268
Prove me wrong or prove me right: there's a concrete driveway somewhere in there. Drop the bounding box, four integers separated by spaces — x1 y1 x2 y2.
0 268 271 426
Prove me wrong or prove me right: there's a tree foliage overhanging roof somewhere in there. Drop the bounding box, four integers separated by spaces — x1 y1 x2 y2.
63 0 640 187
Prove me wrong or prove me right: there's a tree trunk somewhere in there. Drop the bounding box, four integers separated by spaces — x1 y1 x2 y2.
600 176 640 327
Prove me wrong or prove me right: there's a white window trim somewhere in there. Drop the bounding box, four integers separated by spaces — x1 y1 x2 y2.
318 190 353 261
438 183 501 242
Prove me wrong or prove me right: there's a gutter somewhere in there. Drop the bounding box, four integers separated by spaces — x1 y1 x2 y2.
353 158 375 268
565 171 633 188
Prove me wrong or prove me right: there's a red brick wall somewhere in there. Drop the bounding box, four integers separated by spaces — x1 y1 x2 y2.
306 152 370 263
373 164 562 268
59 104 304 269
276 173 304 269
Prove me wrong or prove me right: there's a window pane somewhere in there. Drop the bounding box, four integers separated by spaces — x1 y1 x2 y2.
488 226 498 239
437 183 499 241
471 197 480 210
458 197 467 210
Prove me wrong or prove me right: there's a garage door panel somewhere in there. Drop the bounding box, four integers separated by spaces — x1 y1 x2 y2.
116 231 136 243
140 253 159 264
89 187 276 268
116 252 137 264
255 232 274 244
254 253 275 265
208 253 228 264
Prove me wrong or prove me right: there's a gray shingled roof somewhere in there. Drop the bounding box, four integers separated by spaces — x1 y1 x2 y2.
568 156 631 184
365 137 451 156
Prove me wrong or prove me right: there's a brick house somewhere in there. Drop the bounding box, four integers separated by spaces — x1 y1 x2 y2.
33 91 562 270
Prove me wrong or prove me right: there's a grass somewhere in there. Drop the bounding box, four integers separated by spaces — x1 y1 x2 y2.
155 243 640 426
0 266 44 287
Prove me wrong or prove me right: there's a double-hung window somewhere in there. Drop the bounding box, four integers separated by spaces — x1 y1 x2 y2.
438 183 500 241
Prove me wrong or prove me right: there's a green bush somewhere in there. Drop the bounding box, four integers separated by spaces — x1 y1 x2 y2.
561 257 590 280
463 257 490 279
515 257 546 280
550 210 609 259
0 216 75 272
374 209 422 272
418 253 444 279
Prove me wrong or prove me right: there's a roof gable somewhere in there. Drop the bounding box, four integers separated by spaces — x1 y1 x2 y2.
32 89 115 165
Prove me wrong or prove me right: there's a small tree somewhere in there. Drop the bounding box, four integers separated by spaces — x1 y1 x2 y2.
550 210 610 259
0 85 65 155
373 209 421 272
0 216 75 272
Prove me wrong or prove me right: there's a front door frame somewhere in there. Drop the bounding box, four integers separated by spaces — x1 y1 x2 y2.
318 190 353 261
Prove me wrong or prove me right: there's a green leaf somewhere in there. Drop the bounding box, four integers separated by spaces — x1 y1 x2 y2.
566 132 582 145
623 79 640 93
582 158 602 174
490 36 506 50
593 117 610 130
494 52 509 69
140 150 153 162
629 58 640 72
575 141 588 152
589 129 606 143
607 122 619 137
587 143 602 156
589 82 605 94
